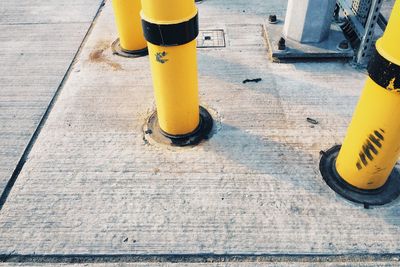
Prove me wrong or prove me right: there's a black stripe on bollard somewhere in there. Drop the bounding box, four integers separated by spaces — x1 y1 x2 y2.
142 14 199 47
368 48 400 90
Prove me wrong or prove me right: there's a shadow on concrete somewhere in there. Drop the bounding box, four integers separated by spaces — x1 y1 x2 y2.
196 0 288 20
209 122 327 196
209 122 400 231
198 51 400 226
198 51 361 118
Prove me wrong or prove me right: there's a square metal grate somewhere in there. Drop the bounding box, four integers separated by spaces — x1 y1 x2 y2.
197 29 226 48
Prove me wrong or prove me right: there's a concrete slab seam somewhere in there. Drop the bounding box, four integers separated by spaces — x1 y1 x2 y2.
0 0 107 211
1 253 400 264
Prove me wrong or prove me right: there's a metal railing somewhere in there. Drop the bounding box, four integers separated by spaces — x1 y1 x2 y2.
336 0 387 66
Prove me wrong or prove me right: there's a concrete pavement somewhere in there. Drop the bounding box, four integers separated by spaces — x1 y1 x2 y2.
1 0 400 265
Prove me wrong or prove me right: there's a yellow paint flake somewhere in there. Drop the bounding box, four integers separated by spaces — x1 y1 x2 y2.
386 78 400 93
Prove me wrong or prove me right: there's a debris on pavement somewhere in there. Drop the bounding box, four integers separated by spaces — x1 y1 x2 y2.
306 117 319 125
242 78 262 84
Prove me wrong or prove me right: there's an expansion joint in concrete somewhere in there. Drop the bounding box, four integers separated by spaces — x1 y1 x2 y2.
0 0 107 212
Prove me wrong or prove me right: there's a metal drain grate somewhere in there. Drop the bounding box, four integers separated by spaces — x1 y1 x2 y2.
197 29 226 48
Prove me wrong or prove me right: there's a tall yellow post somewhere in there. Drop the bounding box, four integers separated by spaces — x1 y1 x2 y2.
320 0 400 206
111 0 147 57
141 0 213 146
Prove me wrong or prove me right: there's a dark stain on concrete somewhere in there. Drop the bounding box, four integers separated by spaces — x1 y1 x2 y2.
89 42 123 71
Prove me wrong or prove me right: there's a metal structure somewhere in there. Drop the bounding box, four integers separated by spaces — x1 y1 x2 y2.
283 0 337 43
337 0 387 66
264 0 391 66
197 30 226 48
264 0 354 61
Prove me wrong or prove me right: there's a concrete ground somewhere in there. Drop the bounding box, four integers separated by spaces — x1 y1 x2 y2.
0 0 103 202
1 0 400 266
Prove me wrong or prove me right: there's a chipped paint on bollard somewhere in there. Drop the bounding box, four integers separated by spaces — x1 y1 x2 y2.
320 0 400 206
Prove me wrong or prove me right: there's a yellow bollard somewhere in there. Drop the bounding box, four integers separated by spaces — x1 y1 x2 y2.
320 0 400 206
141 0 213 146
111 0 148 57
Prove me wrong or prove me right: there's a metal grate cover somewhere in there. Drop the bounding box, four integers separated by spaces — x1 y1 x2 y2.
197 29 226 48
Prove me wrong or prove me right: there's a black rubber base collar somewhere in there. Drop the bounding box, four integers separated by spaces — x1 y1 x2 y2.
319 145 400 207
145 106 213 147
111 39 148 58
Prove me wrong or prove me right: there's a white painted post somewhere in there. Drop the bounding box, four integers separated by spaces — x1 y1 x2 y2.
283 0 337 43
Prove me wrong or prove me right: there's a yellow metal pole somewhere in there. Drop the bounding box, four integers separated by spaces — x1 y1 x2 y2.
320 0 400 206
141 0 199 135
112 0 147 55
141 0 213 146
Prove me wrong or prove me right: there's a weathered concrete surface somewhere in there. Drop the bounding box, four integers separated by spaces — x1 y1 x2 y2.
0 0 400 264
0 0 102 24
0 0 103 196
0 261 399 267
